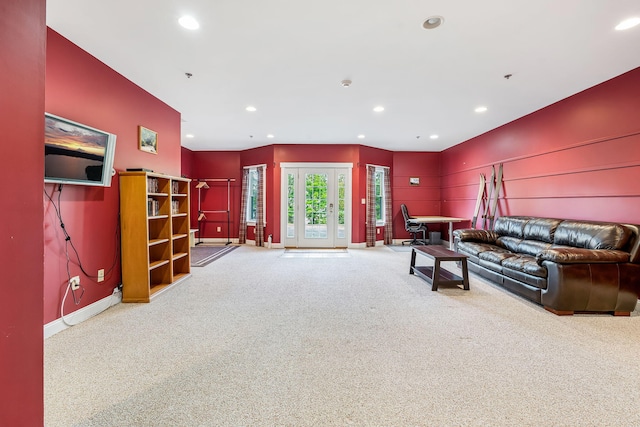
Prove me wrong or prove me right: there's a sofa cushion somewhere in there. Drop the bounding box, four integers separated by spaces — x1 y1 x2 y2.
554 220 632 250
453 229 498 244
457 241 499 257
493 216 529 238
517 240 553 257
479 250 517 265
502 254 548 278
523 218 563 243
502 267 548 289
496 236 522 252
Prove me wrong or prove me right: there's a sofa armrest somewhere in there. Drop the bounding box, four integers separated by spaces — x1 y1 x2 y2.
453 229 497 244
536 248 630 264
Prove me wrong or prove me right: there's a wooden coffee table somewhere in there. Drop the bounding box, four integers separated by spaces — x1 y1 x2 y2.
409 245 470 291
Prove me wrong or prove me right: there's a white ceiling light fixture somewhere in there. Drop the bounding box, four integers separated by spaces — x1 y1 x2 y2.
267 134 274 139
423 15 444 30
357 134 365 139
430 134 439 140
178 15 200 30
373 106 385 112
475 106 488 113
185 134 195 138
245 105 257 112
615 17 640 30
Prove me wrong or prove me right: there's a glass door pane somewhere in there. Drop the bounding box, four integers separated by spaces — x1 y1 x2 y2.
337 173 346 239
304 173 328 239
287 173 295 238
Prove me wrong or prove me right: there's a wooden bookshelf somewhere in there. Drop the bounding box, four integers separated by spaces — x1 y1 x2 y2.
119 171 191 302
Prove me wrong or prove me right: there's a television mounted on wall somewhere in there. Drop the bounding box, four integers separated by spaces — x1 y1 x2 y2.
44 113 117 187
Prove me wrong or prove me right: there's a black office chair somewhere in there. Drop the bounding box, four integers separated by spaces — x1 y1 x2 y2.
400 204 428 245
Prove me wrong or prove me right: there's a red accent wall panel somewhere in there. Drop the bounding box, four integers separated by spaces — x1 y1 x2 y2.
0 1 46 424
393 152 444 237
181 146 195 178
190 151 242 238
442 67 640 227
44 29 182 324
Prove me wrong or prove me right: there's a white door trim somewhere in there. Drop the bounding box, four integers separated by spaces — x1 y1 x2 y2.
280 163 352 248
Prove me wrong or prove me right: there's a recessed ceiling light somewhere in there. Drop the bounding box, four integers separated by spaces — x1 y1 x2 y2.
475 106 488 113
357 134 366 139
423 15 444 30
373 106 385 112
267 134 274 139
178 15 200 30
615 17 640 30
245 106 257 112
430 134 439 140
185 134 195 138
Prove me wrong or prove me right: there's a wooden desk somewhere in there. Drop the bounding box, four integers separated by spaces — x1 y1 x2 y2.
411 216 467 249
410 245 470 291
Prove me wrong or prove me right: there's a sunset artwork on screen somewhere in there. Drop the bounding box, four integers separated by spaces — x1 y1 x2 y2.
44 113 117 186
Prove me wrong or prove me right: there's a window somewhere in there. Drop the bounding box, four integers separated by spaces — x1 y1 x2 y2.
245 166 265 224
246 168 258 223
374 168 385 225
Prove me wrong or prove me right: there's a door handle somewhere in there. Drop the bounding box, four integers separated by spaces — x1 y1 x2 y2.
329 203 334 214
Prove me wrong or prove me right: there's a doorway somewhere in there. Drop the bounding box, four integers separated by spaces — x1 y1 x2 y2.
281 163 352 248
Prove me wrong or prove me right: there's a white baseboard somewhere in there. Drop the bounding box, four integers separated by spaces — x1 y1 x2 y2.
44 289 122 339
193 238 239 245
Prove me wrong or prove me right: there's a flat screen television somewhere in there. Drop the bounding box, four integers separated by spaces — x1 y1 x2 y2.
44 113 117 187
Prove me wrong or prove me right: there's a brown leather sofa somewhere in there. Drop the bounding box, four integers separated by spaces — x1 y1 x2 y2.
453 216 640 315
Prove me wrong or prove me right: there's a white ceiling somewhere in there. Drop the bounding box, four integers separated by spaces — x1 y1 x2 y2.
46 0 640 152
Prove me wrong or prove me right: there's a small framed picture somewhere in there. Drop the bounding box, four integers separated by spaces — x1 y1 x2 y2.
138 126 158 154
409 177 420 185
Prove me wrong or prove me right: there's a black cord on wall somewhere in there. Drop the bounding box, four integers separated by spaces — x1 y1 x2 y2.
44 184 121 310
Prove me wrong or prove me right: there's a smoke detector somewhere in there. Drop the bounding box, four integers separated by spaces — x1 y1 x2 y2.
341 79 352 87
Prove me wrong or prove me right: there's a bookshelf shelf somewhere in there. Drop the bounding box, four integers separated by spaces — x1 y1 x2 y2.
120 171 191 303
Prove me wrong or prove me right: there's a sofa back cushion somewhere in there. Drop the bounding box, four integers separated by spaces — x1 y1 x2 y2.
553 220 632 250
522 218 562 243
493 216 529 239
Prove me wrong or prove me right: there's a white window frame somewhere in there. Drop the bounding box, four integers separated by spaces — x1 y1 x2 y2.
245 165 266 226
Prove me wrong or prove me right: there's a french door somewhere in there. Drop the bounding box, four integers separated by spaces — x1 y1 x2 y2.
281 164 351 248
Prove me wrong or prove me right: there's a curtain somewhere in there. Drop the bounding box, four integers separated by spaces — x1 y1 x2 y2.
365 165 376 247
383 167 393 245
238 168 249 244
255 166 265 246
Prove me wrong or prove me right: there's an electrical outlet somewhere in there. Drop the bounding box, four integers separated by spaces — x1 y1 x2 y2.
217 226 221 232
70 276 80 290
97 269 105 282
377 228 380 234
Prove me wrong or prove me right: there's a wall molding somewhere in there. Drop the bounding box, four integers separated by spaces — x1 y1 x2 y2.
44 289 122 339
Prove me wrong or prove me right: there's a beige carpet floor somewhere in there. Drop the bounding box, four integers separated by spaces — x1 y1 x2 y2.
45 245 640 426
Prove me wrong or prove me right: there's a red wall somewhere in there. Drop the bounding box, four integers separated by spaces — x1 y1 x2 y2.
0 1 46 424
181 146 195 179
44 29 182 324
186 144 405 244
441 67 640 227
188 150 242 240
392 152 443 238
